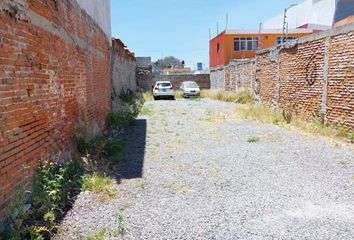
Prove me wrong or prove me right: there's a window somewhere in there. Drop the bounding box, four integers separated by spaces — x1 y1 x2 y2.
157 82 172 87
234 37 258 51
217 43 220 53
276 36 297 45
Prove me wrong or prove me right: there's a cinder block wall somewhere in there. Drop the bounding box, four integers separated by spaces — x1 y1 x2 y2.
256 23 354 129
152 74 210 89
210 60 256 93
0 0 111 216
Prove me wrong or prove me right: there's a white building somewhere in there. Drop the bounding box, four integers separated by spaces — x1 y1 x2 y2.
263 0 337 29
77 0 111 41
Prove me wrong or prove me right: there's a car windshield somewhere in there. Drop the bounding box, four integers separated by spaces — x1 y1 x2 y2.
157 82 172 87
185 82 198 88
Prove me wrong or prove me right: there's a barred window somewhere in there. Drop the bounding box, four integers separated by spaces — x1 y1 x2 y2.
234 37 258 51
276 36 297 45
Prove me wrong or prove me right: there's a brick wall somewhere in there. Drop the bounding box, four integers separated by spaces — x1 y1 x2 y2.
0 0 111 216
111 38 137 108
152 74 210 89
210 60 256 92
256 23 354 129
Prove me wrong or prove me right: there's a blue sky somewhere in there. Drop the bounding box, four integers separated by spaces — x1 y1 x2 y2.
111 0 302 69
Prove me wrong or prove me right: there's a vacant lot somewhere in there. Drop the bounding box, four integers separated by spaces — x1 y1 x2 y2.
59 99 354 240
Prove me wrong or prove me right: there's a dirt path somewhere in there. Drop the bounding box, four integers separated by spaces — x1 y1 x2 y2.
59 99 354 240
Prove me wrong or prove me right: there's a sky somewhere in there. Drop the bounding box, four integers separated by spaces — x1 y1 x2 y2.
110 0 302 69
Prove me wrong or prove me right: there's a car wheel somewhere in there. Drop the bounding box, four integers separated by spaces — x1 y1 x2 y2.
153 96 158 100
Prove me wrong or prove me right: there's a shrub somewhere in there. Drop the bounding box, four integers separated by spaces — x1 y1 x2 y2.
0 161 84 240
104 139 127 163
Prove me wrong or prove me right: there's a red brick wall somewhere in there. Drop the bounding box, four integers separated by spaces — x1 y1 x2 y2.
256 23 354 129
256 52 280 107
278 38 326 117
326 32 354 127
0 0 111 216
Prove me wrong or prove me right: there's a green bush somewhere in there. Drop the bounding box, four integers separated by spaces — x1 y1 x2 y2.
0 161 84 240
107 96 143 130
104 139 127 163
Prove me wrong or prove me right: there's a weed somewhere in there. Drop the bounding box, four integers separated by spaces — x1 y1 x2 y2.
86 230 108 240
76 135 97 154
119 89 135 104
108 92 143 129
282 109 293 124
104 139 127 163
113 213 125 236
81 174 117 199
0 161 84 240
143 91 154 101
201 89 255 104
338 160 349 169
175 91 184 99
86 214 125 239
107 109 136 129
139 105 153 116
237 104 354 142
204 111 227 122
247 136 260 143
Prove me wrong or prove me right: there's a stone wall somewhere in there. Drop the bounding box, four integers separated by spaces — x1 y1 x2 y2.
152 74 210 89
111 38 137 108
210 60 256 92
256 23 354 129
0 0 111 216
136 57 152 91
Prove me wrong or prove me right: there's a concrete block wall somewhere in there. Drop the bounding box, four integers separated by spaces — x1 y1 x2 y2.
152 74 210 89
0 0 111 216
256 23 354 129
210 67 225 90
210 60 256 92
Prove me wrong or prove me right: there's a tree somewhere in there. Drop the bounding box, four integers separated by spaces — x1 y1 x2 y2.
153 56 182 70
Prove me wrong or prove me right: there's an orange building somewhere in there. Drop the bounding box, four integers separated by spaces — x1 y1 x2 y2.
209 26 324 68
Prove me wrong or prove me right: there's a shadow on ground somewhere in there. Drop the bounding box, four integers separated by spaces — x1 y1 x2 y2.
115 119 147 180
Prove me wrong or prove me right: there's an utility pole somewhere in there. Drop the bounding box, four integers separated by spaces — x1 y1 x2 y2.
282 7 287 44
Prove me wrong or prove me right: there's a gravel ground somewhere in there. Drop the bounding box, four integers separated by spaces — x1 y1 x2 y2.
58 99 354 240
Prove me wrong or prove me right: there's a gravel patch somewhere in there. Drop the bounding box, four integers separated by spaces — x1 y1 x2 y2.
57 99 354 240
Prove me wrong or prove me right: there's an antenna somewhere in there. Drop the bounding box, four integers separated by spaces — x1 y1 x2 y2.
258 22 262 50
226 13 229 30
283 8 288 36
217 21 219 35
209 28 211 40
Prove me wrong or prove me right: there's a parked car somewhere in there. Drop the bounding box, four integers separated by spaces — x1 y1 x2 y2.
152 81 175 100
180 81 201 98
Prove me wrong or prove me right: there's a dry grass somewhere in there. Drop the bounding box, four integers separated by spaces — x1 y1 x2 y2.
143 91 154 101
82 173 117 200
236 104 354 143
201 89 255 104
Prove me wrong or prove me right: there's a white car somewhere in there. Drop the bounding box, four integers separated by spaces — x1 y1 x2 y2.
180 81 201 98
152 81 175 100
